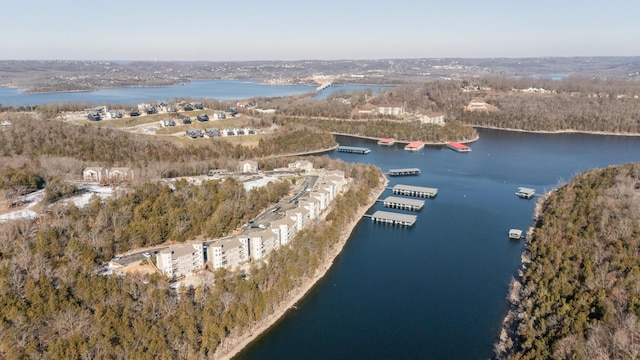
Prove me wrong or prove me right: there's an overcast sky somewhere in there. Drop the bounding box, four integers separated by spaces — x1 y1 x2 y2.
2 0 638 61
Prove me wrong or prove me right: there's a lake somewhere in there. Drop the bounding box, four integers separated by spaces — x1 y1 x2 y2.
235 128 640 359
0 80 384 107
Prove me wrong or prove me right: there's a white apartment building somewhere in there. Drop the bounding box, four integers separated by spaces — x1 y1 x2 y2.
270 216 296 246
242 229 279 261
156 243 205 279
208 236 250 270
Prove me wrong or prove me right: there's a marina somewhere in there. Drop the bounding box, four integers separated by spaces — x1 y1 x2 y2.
515 187 536 199
388 168 421 176
404 141 425 151
377 138 396 146
508 229 523 240
382 196 425 211
446 142 472 152
241 130 640 360
337 146 371 154
369 210 417 226
392 184 438 198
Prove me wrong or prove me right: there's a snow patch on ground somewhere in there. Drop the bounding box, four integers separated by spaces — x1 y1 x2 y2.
0 184 114 223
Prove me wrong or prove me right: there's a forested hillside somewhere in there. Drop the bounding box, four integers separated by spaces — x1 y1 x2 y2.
0 114 336 181
422 78 640 133
0 158 383 359
496 163 640 359
279 117 477 143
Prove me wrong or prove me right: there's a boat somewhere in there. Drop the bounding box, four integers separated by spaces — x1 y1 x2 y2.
515 187 536 199
377 138 395 146
446 141 471 152
508 229 523 240
404 141 425 151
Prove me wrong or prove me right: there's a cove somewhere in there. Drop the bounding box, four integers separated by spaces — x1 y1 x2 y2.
235 128 640 359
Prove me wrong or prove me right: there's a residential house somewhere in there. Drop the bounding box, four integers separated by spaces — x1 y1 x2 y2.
465 98 490 111
205 128 220 137
288 160 314 172
208 236 250 270
213 111 226 120
107 110 123 119
240 160 258 173
420 112 446 125
357 104 377 115
83 167 107 182
161 118 176 127
108 167 134 182
156 243 205 279
186 129 203 138
376 103 405 115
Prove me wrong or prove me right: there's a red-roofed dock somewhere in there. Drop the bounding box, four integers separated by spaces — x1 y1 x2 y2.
404 141 425 151
377 138 396 146
446 142 472 152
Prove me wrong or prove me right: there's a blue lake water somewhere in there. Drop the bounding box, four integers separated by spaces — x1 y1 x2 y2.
235 128 640 360
0 80 383 107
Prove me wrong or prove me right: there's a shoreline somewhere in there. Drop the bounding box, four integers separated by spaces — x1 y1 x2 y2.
494 190 552 358
214 175 389 360
332 132 480 145
472 124 640 137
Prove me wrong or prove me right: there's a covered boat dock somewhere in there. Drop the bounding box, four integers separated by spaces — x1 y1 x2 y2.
446 141 472 152
392 184 438 198
509 229 523 239
370 210 417 226
382 196 425 211
388 168 421 176
337 146 371 154
515 187 536 199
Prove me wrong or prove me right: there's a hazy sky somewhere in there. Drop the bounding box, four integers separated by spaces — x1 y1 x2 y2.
2 0 638 61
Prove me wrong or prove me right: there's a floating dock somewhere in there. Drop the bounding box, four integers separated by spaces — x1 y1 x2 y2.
392 184 438 198
388 168 421 176
370 210 417 226
509 229 523 239
337 146 371 154
404 141 425 151
515 187 536 199
446 142 472 152
377 138 396 146
382 196 425 211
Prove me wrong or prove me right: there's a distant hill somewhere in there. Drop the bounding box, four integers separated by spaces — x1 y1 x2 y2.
1 57 639 93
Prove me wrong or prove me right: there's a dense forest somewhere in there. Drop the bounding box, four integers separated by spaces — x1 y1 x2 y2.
421 78 640 133
0 156 384 359
496 163 640 359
